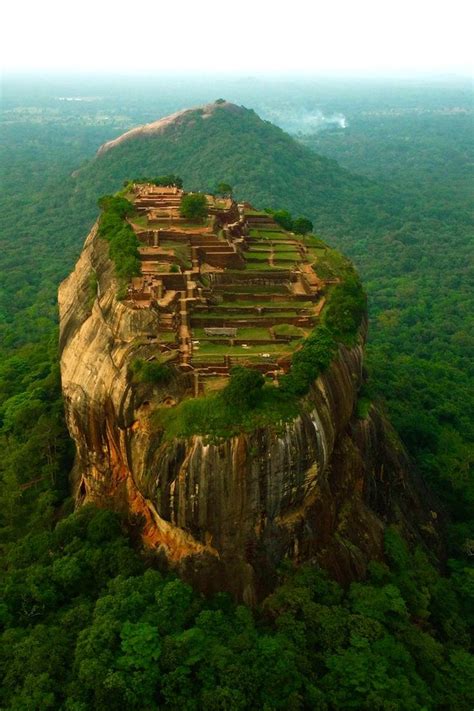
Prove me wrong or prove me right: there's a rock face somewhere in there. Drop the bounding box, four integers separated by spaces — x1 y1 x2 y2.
96 101 245 157
59 225 440 603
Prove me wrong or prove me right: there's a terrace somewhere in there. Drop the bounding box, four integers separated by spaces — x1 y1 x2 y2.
123 184 327 392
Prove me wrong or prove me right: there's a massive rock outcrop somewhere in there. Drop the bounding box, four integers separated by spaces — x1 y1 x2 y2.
59 223 440 604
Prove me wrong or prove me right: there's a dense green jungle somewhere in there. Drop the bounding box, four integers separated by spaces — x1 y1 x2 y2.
0 77 473 709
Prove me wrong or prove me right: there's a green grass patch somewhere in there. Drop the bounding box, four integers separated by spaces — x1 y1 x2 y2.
193 344 285 357
244 209 269 217
273 324 306 337
273 252 300 261
129 214 149 229
152 385 299 440
303 235 328 249
147 220 212 230
208 304 257 312
307 247 327 257
230 326 271 338
159 331 178 342
191 311 268 320
273 245 301 253
258 235 290 242
220 284 289 295
216 300 310 309
160 241 192 268
254 225 285 232
245 262 287 271
193 310 299 321
192 326 271 339
246 251 270 261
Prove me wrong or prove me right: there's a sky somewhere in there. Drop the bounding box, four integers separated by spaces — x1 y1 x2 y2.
1 0 472 77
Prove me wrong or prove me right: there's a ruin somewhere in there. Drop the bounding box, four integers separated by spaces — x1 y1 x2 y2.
121 183 331 393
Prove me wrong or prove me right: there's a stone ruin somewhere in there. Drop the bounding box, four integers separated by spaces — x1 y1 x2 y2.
122 183 329 394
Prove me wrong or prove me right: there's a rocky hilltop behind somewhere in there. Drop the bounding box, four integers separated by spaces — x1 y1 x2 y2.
59 179 440 603
72 99 385 241
97 100 246 156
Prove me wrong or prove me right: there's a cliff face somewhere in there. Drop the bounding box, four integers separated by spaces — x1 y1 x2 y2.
59 225 440 603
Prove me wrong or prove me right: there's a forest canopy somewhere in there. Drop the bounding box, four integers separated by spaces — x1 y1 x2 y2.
0 82 472 709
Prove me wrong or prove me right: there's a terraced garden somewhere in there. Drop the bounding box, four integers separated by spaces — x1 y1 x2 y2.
124 187 327 391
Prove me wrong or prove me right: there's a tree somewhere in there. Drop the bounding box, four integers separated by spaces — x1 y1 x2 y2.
180 193 208 222
132 175 183 188
129 359 172 385
293 217 313 235
215 182 233 197
272 210 293 231
97 195 134 218
222 367 264 410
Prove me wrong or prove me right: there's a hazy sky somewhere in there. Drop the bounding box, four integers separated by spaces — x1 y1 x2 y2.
2 0 472 76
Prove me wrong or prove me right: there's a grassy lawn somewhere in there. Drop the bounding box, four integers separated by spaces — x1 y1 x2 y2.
194 344 281 357
255 229 288 238
223 285 290 295
273 244 301 253
160 241 191 267
158 331 178 342
193 339 299 356
145 220 211 230
141 264 171 273
307 248 327 262
217 300 310 309
130 215 148 228
273 252 300 261
202 376 229 394
273 324 306 337
191 316 298 327
232 327 272 338
244 263 287 271
246 251 270 261
152 385 300 440
253 235 290 242
303 235 328 249
210 304 258 312
192 343 233 355
192 326 271 340
191 311 270 320
244 209 269 217
207 308 269 315
248 229 289 240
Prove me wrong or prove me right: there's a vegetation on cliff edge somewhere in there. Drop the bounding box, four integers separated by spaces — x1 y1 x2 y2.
97 195 141 292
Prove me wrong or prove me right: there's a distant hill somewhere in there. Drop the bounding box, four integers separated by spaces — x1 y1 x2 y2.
73 100 395 237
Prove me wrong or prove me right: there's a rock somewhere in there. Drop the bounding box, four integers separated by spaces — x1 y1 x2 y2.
59 223 441 602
